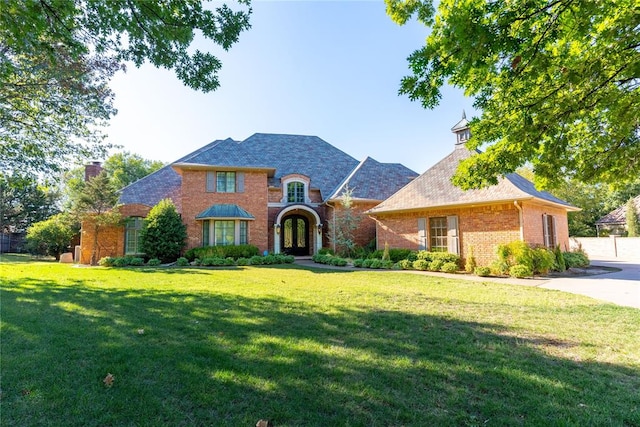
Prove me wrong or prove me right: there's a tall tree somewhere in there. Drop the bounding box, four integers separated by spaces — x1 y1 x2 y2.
387 0 639 189
26 213 78 260
1 0 252 179
73 171 121 265
0 173 60 233
103 152 164 190
329 187 361 258
626 198 639 237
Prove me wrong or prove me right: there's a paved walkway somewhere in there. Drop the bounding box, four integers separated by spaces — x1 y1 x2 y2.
294 258 640 309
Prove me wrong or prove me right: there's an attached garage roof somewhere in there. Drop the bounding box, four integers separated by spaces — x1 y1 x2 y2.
196 204 255 220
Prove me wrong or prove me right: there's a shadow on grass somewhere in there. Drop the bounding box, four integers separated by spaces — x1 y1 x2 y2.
2 277 639 426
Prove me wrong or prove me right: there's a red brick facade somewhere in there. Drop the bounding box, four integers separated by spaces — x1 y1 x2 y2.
372 201 571 267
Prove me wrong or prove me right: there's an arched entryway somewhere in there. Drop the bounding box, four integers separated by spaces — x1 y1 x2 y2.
274 205 322 255
281 214 309 256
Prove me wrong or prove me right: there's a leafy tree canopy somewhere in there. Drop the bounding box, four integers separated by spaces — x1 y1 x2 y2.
0 172 60 233
102 152 164 190
26 212 78 260
387 0 639 189
1 0 252 178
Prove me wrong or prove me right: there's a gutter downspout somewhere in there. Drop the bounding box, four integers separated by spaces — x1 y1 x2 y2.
514 201 524 241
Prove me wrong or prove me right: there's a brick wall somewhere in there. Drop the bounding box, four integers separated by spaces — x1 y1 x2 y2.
521 202 571 250
373 203 522 266
180 170 269 253
79 218 124 265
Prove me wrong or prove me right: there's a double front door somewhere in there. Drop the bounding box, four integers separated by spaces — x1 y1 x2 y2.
282 215 309 256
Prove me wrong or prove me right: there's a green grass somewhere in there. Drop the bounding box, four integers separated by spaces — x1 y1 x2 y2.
1 254 639 426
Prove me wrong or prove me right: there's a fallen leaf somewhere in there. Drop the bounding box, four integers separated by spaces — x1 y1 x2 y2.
103 373 114 387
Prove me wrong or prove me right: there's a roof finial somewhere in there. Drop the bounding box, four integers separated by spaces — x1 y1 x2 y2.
461 109 466 120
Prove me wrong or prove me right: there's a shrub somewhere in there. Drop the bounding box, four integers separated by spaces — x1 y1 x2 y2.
441 262 458 273
369 259 382 269
497 241 534 271
563 251 589 268
127 257 145 266
140 199 187 263
353 258 365 268
532 247 555 274
416 251 433 262
185 245 259 261
554 246 566 272
318 248 334 256
398 259 413 270
382 242 391 261
236 257 249 266
176 257 189 267
249 255 264 265
361 259 373 268
413 259 429 271
98 257 114 267
113 257 128 267
465 246 477 273
429 259 444 272
330 257 348 267
474 266 491 277
490 260 510 276
25 213 78 261
509 264 533 278
381 260 394 269
147 258 162 266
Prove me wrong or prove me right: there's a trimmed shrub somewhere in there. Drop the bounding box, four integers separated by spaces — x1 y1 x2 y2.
563 251 589 268
318 248 334 256
236 257 249 266
113 257 128 267
249 255 264 265
330 257 348 267
509 264 533 278
381 260 394 269
554 246 566 272
176 257 189 267
147 258 161 266
398 259 413 270
140 199 187 263
413 259 429 271
441 262 458 273
465 246 477 273
185 244 259 261
353 258 365 268
369 248 414 262
474 266 491 277
368 259 382 269
98 257 115 267
429 259 444 272
201 257 226 266
362 259 374 268
127 257 145 266
497 241 534 271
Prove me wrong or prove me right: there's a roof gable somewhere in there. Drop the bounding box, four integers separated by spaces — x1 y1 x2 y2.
368 147 577 214
596 195 640 225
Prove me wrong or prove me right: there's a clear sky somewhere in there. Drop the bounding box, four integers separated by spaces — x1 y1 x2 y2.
105 1 477 174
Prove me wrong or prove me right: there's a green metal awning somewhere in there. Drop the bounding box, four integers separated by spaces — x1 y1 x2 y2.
195 204 255 220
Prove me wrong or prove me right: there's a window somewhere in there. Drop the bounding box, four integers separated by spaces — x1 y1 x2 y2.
217 172 236 193
543 214 557 248
215 220 235 245
287 181 305 203
125 217 144 254
202 220 210 246
206 171 244 193
429 217 448 252
202 220 249 246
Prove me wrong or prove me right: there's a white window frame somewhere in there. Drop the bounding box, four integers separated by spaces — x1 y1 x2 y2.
202 219 249 246
281 177 310 204
125 217 144 255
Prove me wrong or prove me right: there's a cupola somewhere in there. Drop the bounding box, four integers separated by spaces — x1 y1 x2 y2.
451 111 471 147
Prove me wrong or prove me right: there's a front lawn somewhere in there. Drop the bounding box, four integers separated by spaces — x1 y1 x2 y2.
2 255 639 426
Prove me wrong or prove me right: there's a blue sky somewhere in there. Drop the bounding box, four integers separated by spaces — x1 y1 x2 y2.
105 1 477 174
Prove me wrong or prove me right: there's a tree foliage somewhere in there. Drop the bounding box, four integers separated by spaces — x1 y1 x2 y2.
140 199 186 263
387 0 640 189
329 187 361 258
73 171 121 265
1 0 252 178
0 173 60 233
26 213 78 260
103 152 164 190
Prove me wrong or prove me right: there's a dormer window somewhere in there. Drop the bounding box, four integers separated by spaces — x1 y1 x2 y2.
287 181 305 203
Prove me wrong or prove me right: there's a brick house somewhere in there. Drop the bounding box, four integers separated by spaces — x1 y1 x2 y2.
79 134 417 263
367 116 580 267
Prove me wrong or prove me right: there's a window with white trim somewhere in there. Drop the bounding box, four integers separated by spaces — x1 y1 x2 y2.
125 217 144 254
287 181 305 203
205 171 244 193
429 217 448 252
202 220 249 246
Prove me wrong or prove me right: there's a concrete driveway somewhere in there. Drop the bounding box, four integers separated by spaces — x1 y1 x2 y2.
538 259 640 309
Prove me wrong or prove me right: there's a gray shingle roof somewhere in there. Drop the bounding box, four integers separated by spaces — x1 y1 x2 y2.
595 195 640 225
368 146 578 214
330 157 418 201
196 204 255 219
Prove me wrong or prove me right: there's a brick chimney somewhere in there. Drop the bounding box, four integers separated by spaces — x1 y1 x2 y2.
84 161 103 181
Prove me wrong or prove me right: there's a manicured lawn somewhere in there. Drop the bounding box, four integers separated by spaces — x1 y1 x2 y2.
1 254 639 426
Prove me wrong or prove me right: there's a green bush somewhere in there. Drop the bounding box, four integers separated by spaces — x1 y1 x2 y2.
236 257 249 266
127 257 145 266
490 260 510 276
147 258 161 266
429 259 444 272
532 247 555 274
140 199 187 263
113 257 128 267
416 251 433 262
398 259 413 270
465 246 477 273
249 255 264 265
26 213 78 261
185 244 260 261
368 259 382 269
361 259 373 268
369 248 415 262
353 259 365 268
554 246 566 272
413 259 429 271
497 241 534 271
98 257 114 267
563 251 589 268
381 260 394 269
474 266 491 277
509 264 533 278
318 248 334 256
330 257 348 267
441 262 458 273
176 257 189 266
